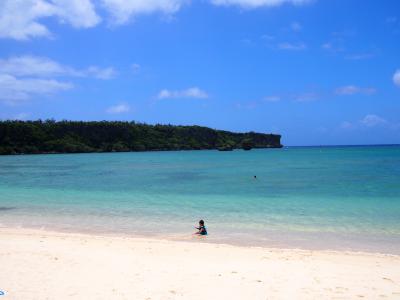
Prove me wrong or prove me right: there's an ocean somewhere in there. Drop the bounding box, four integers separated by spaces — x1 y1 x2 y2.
0 146 399 254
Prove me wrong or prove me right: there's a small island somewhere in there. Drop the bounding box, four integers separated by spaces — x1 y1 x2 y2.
0 120 282 155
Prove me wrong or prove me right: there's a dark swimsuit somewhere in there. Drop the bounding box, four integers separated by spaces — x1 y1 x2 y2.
197 225 207 235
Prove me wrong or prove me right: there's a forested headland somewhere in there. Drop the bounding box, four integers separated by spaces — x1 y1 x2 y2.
0 120 282 155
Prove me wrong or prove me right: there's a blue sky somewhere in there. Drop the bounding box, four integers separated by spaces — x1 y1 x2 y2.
0 0 399 146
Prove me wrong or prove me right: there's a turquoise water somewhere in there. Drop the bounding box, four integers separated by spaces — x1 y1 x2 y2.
0 146 400 253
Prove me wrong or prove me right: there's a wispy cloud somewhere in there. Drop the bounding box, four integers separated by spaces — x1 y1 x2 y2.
209 0 312 9
86 66 117 80
235 95 281 109
335 85 376 96
393 70 400 87
261 32 306 51
0 74 73 103
261 34 275 41
321 30 354 54
332 29 356 38
321 43 332 50
0 55 115 104
0 0 100 40
278 42 306 51
321 41 344 53
322 30 377 61
360 114 387 127
157 87 209 99
240 38 255 46
235 101 258 110
106 103 131 114
263 95 281 102
290 21 302 32
238 85 376 107
0 55 78 77
344 53 375 60
131 63 141 74
340 121 353 129
341 114 389 130
294 92 318 102
238 91 321 107
0 56 116 79
101 0 187 25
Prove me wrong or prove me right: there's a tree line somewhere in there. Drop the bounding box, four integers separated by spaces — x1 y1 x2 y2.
0 120 282 155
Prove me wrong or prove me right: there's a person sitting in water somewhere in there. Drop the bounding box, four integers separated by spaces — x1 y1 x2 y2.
194 220 207 235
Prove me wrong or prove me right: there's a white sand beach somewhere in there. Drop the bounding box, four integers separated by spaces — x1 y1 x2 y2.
1 228 400 300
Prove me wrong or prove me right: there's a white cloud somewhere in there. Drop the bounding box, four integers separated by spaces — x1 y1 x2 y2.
321 43 332 50
132 63 141 73
0 0 100 40
236 95 281 109
0 0 314 40
321 41 344 53
101 0 186 24
340 115 390 130
294 92 318 102
0 56 116 79
0 74 72 103
335 85 376 95
340 121 353 129
52 0 100 28
360 114 387 127
263 95 281 102
0 55 116 103
290 21 302 32
278 42 306 50
240 38 254 46
345 53 374 60
0 0 52 40
86 66 117 79
0 55 77 77
106 103 131 114
393 70 400 87
157 87 209 99
261 34 275 40
210 0 312 8
235 101 258 110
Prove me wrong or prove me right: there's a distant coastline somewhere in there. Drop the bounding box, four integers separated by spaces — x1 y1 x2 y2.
285 144 400 148
0 120 282 155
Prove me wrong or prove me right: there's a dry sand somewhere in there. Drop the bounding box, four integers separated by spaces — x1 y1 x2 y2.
1 228 400 300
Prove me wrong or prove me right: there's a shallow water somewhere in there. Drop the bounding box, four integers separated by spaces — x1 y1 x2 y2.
0 146 399 253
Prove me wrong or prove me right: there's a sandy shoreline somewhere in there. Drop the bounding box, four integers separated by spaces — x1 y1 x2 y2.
1 228 400 300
